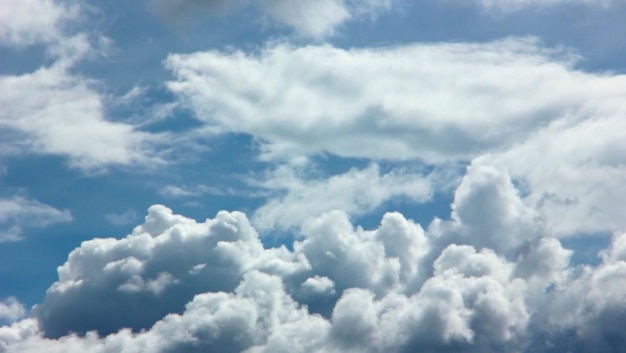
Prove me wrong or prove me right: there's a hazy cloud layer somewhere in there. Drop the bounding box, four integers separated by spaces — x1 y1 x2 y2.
153 0 393 38
469 0 615 13
2 164 625 352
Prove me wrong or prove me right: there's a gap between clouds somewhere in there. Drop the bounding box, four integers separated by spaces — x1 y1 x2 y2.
2 163 626 352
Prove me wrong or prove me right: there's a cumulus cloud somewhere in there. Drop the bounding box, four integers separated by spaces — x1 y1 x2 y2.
0 0 162 170
166 39 626 236
153 0 393 38
3 163 626 352
252 163 432 232
0 197 72 242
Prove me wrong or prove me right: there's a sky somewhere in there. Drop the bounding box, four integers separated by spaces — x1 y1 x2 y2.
1 0 626 352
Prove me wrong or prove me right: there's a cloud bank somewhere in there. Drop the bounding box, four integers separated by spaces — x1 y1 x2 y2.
2 163 626 352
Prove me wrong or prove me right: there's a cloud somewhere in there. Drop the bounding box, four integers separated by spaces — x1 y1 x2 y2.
0 197 72 242
0 0 163 171
0 298 25 324
4 163 626 352
467 0 614 13
482 109 626 236
105 210 138 226
0 60 160 170
252 163 432 232
0 0 79 47
152 0 393 39
166 39 626 237
159 184 233 198
164 38 622 163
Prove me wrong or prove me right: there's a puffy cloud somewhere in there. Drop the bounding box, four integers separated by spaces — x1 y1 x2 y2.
450 163 540 254
252 163 432 232
524 232 626 353
34 205 306 337
2 164 626 352
153 0 393 38
0 196 72 242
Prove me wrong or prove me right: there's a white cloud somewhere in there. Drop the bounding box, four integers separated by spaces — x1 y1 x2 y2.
166 39 626 237
160 184 229 198
0 45 161 170
2 163 626 352
165 38 623 163
482 109 626 236
0 298 25 324
468 0 614 13
252 163 432 232
450 163 541 253
153 0 393 39
0 0 79 47
0 197 72 242
0 0 163 171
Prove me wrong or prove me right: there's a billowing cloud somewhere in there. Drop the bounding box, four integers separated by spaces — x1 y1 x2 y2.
2 163 626 352
0 197 72 242
252 163 432 232
153 0 393 38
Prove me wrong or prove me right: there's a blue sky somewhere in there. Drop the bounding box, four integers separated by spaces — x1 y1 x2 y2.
1 0 626 352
